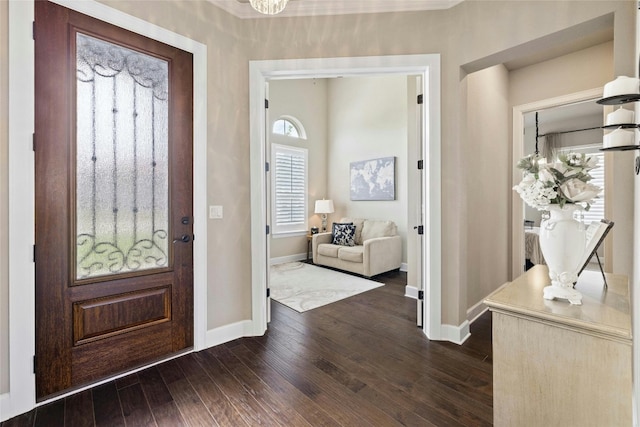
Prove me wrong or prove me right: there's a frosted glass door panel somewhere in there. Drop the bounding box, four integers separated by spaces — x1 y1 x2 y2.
76 33 169 280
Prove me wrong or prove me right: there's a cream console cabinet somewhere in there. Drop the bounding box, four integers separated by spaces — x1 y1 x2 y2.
484 265 632 426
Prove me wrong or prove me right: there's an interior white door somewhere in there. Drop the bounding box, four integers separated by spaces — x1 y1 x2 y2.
412 75 425 328
265 82 272 323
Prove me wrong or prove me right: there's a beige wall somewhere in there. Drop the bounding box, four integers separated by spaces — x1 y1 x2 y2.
508 39 640 279
466 64 510 311
268 78 329 260
510 42 614 105
327 75 409 262
1 0 636 401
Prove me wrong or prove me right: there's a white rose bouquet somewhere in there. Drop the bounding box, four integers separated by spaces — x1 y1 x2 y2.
513 153 601 211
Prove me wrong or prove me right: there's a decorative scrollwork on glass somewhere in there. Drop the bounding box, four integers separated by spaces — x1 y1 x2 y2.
75 32 169 281
77 34 168 100
76 230 168 279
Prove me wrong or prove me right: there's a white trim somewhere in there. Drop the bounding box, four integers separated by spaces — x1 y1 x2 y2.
466 301 489 325
404 285 419 299
205 320 256 348
209 0 462 19
441 321 470 345
400 262 408 272
249 54 443 342
5 0 207 421
269 254 308 265
511 88 603 281
6 1 36 419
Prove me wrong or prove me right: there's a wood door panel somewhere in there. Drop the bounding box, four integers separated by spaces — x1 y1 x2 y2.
35 1 194 400
68 272 175 302
73 285 171 345
71 325 173 386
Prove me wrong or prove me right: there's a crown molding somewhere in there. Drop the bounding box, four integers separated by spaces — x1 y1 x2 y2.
208 0 463 19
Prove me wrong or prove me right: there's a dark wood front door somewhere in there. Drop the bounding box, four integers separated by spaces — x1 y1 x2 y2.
34 0 194 400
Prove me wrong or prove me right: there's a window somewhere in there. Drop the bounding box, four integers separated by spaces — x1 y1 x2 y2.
272 116 306 139
271 144 308 235
582 151 605 224
558 146 605 224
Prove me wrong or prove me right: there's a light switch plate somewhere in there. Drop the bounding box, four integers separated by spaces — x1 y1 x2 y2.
209 205 223 219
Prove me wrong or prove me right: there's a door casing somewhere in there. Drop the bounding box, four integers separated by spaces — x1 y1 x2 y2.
249 55 444 341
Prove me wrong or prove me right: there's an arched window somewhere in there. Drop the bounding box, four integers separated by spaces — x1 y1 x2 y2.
272 115 306 139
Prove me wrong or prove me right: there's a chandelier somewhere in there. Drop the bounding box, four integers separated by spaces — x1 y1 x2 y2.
249 0 289 15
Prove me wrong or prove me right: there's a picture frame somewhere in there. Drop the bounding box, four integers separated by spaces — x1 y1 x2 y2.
577 219 614 287
349 156 395 201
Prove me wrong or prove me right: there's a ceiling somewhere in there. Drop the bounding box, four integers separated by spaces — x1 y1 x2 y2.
208 0 463 19
209 0 610 131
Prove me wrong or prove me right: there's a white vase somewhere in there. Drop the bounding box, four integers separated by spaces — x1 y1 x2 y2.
538 205 586 305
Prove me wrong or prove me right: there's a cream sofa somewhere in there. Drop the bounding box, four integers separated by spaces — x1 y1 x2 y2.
312 217 402 277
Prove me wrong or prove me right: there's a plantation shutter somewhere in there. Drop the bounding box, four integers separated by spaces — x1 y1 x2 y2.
272 144 307 234
582 151 605 225
557 146 605 225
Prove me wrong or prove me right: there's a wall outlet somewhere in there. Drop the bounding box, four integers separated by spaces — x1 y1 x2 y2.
209 205 223 219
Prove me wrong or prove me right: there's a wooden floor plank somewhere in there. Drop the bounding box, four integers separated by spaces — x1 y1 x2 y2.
175 354 250 427
1 270 494 427
64 390 94 427
244 334 404 426
156 360 217 426
92 382 125 427
265 305 476 427
1 411 35 427
206 344 314 426
118 383 156 427
137 367 186 427
192 349 283 426
33 399 64 427
227 342 343 427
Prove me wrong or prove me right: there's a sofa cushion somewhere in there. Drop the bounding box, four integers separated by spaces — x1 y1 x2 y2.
332 223 356 246
341 218 365 245
338 246 364 263
332 222 352 236
317 244 340 258
361 220 397 242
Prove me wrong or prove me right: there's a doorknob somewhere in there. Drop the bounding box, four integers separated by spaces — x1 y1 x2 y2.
173 234 191 243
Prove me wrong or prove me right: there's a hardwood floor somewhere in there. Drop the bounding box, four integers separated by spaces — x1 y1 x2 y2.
2 269 493 426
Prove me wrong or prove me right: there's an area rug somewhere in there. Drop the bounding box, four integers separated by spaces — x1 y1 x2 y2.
270 262 384 312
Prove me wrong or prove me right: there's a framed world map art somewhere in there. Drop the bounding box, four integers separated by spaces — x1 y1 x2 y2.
350 156 395 201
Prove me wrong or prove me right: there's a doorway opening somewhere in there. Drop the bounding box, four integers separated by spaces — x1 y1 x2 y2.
511 88 612 277
248 55 444 340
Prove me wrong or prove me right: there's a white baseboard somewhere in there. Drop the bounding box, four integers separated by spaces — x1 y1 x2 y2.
205 319 255 348
269 253 307 265
400 262 408 272
441 321 470 345
404 284 419 299
1 392 13 423
467 300 489 324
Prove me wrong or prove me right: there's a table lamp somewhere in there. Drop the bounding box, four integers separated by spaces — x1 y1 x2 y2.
314 199 334 232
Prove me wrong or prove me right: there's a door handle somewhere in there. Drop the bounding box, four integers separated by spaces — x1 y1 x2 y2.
173 234 191 243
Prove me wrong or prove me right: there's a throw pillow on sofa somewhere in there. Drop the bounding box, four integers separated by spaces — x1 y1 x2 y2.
332 222 352 236
332 223 356 246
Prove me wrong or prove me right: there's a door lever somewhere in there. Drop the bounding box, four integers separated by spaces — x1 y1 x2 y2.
173 234 191 243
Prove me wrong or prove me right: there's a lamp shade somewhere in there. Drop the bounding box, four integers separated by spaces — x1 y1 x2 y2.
314 199 335 214
249 0 288 15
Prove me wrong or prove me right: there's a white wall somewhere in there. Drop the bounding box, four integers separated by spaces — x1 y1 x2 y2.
327 75 409 263
268 78 328 260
